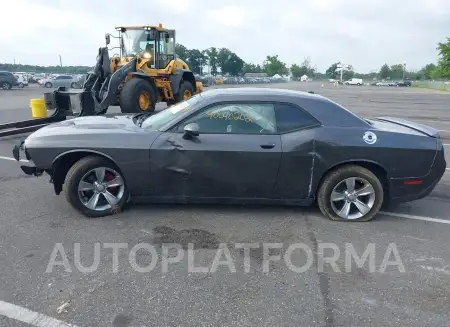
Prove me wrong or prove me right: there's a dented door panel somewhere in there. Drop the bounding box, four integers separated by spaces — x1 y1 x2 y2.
149 132 282 199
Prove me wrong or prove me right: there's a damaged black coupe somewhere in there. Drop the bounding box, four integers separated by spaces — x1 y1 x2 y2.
13 88 446 221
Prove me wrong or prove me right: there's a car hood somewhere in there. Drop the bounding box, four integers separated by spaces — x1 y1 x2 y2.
26 115 143 141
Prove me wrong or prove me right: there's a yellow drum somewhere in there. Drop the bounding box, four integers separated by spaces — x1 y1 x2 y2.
30 99 47 119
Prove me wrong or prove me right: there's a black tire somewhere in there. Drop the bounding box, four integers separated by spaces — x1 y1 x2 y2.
70 82 77 88
45 82 52 88
119 78 156 113
175 81 194 102
63 155 129 218
18 83 24 88
1 82 11 90
317 165 384 222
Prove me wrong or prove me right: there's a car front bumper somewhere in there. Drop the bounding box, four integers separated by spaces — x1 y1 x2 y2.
12 142 44 176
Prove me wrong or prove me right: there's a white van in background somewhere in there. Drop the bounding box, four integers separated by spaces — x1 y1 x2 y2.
345 78 363 85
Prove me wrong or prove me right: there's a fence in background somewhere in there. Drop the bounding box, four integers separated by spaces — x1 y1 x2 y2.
412 80 450 91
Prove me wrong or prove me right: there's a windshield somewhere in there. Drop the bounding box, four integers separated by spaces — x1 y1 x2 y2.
140 95 203 130
122 29 157 56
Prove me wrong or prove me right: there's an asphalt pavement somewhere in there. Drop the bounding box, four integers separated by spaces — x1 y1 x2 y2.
0 83 450 327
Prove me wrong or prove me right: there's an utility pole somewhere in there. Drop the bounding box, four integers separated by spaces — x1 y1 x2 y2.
59 55 63 67
403 62 406 79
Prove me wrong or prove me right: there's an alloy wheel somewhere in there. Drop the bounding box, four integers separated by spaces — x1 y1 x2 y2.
330 177 376 220
78 167 125 211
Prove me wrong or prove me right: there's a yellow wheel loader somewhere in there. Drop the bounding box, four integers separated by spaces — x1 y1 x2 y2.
0 24 205 137
43 24 203 116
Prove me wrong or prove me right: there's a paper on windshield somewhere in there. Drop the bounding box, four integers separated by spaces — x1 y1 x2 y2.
170 102 191 114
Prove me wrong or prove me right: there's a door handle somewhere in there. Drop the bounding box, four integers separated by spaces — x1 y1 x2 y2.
260 144 275 149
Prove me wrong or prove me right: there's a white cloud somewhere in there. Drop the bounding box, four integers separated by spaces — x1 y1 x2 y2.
1 0 449 72
205 6 247 27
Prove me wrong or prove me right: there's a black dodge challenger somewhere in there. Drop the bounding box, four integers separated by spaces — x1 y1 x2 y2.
13 88 446 221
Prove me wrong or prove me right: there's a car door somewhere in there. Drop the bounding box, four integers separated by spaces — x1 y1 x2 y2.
62 76 72 88
271 103 322 200
149 102 282 200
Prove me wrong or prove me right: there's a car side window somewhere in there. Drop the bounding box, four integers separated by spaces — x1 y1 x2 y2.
177 103 277 134
275 103 320 133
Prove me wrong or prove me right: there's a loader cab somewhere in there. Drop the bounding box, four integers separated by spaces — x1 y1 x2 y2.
117 25 175 70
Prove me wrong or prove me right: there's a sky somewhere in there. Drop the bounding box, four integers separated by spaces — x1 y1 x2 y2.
1 0 450 73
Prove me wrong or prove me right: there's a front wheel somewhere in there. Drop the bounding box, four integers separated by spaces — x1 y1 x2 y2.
119 78 156 113
45 82 52 88
317 165 384 222
18 82 24 88
64 156 129 218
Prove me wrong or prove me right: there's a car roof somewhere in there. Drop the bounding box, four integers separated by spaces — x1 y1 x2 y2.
200 87 328 101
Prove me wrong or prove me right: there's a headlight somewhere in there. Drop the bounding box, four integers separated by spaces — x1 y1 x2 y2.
142 52 151 59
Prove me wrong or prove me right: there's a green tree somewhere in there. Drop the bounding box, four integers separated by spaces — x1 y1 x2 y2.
423 63 437 79
326 63 339 79
221 52 244 75
379 64 391 79
186 49 204 74
175 44 189 62
417 63 437 80
217 48 232 74
263 55 288 76
290 58 316 79
290 64 304 79
390 64 405 80
437 38 450 78
342 65 354 80
243 63 263 74
204 47 219 75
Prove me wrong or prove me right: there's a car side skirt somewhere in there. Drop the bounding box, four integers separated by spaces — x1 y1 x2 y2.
129 196 315 207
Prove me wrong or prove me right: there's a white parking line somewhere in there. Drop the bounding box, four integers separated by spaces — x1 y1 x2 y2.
0 300 78 327
0 155 28 163
380 211 450 224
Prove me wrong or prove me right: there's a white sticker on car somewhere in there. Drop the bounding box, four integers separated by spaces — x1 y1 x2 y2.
363 131 377 144
170 101 191 113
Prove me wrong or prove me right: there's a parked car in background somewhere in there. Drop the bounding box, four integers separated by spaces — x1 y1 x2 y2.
13 74 29 88
344 78 363 86
0 71 19 90
40 75 78 88
376 81 390 86
395 80 412 87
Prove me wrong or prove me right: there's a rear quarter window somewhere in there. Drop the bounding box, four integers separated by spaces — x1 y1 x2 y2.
275 103 320 133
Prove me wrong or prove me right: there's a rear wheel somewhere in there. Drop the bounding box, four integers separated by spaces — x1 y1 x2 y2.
119 78 156 113
317 165 383 222
64 156 129 218
45 82 52 88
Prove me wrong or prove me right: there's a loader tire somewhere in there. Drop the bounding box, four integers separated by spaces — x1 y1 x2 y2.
119 78 156 113
176 81 194 102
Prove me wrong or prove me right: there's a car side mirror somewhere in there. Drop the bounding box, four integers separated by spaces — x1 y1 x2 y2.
105 34 111 45
183 123 200 138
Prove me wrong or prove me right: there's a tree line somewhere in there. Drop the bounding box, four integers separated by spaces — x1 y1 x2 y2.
1 37 449 80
